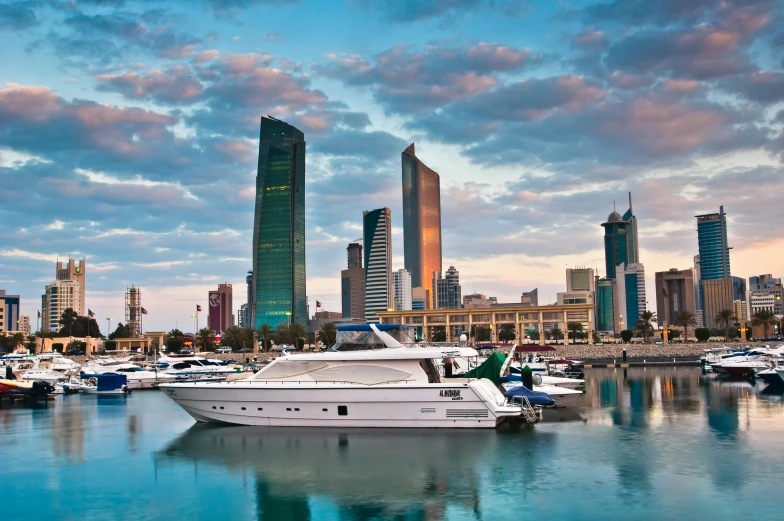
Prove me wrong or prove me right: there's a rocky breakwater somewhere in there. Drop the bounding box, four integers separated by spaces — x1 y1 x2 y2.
554 343 707 364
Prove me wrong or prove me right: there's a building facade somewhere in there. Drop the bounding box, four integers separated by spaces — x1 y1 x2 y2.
432 265 461 310
748 273 783 316
566 268 595 292
412 287 428 310
655 268 696 327
595 278 615 333
341 268 366 320
208 284 233 333
252 116 306 329
363 208 392 323
693 254 704 327
347 242 362 270
601 194 639 279
238 304 248 328
614 263 646 331
55 259 86 317
696 206 731 281
521 288 538 306
0 290 20 332
463 293 492 309
392 269 412 311
42 280 82 333
401 143 442 306
18 315 30 335
702 278 735 330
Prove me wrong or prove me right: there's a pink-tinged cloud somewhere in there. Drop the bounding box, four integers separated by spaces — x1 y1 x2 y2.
194 50 220 63
97 66 204 104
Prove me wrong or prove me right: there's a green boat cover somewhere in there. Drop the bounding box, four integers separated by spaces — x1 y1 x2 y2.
462 352 506 386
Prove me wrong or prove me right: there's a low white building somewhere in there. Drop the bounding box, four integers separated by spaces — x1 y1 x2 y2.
392 269 412 311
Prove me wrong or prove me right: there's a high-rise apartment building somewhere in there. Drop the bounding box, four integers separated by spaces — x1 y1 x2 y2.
614 263 646 331
696 206 731 281
347 243 363 270
19 315 30 335
56 258 86 316
208 284 233 333
238 304 248 328
402 143 442 306
42 280 81 332
655 268 696 326
601 194 639 279
0 290 20 332
521 289 538 306
392 269 412 311
595 278 615 333
252 116 306 329
432 266 461 310
566 268 596 292
363 208 392 323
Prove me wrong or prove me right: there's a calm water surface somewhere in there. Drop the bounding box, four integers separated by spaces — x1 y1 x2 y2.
2 367 784 521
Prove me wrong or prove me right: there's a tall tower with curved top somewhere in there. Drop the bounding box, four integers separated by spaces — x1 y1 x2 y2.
402 143 442 305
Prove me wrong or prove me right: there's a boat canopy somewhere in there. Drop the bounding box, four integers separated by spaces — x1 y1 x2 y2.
81 373 127 391
330 324 416 352
462 352 506 386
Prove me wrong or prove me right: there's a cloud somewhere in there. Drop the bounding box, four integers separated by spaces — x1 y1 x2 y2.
355 0 531 22
315 43 545 113
96 65 204 104
0 248 59 263
719 70 784 103
0 1 40 30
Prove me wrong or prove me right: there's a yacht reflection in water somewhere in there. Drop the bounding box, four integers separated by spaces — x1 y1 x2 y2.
159 426 494 520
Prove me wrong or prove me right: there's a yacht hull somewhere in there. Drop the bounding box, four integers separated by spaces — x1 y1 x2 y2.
159 382 520 429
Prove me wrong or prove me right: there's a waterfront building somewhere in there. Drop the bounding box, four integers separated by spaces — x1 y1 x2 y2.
595 278 615 333
566 268 595 292
55 259 86 316
18 315 30 335
363 208 392 323
702 278 735 330
463 293 492 309
696 206 731 281
402 143 442 306
432 266 461 310
208 284 233 333
614 263 646 332
601 193 639 279
655 268 696 327
521 288 538 306
412 287 428 310
693 255 704 327
42 279 82 332
252 116 306 329
347 242 362 270
750 293 777 314
392 269 412 311
748 274 783 316
0 290 20 332
238 304 248 328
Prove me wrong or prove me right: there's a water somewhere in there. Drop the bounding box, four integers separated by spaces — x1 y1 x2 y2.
2 367 784 521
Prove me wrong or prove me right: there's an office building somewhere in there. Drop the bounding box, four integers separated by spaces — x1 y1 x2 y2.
412 287 428 310
596 278 615 333
402 143 442 306
748 274 783 316
749 274 782 291
432 266 461 310
314 311 342 320
693 255 704 327
566 268 595 293
363 208 392 323
521 288 538 306
655 268 696 326
238 304 248 328
347 243 362 270
696 206 731 281
392 269 412 311
18 315 30 335
252 116 306 329
601 193 639 279
614 263 646 331
0 290 21 332
557 291 594 305
702 278 735 330
463 293 492 309
42 280 82 332
341 267 366 320
208 284 233 333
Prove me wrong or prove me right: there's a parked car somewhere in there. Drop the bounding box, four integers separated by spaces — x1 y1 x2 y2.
238 347 253 353
216 346 233 354
178 348 194 355
67 349 86 356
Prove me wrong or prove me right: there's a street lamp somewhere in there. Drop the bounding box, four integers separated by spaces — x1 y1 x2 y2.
285 311 292 327
191 315 198 334
107 317 112 337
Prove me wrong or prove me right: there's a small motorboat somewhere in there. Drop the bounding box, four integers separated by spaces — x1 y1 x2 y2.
80 374 131 395
712 359 771 376
503 385 556 407
501 373 584 390
757 367 784 386
0 379 56 398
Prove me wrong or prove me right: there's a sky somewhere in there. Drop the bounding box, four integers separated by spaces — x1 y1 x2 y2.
1 0 783 334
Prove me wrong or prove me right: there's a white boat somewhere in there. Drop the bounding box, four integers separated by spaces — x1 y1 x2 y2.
539 374 584 390
83 363 178 390
157 356 237 382
532 385 583 407
711 357 771 376
159 324 525 428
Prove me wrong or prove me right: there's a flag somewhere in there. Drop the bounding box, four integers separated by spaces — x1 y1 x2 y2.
662 288 668 298
316 300 322 308
197 304 202 312
88 309 95 318
37 310 41 319
141 307 148 315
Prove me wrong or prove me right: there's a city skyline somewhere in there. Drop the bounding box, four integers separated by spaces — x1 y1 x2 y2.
1 1 784 330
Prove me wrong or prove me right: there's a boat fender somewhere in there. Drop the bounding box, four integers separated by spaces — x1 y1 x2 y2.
532 374 542 386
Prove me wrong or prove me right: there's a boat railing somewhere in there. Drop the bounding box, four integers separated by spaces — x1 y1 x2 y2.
507 395 537 423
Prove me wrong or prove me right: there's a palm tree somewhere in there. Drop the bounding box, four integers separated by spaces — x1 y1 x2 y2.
257 323 273 351
715 309 737 341
674 310 697 343
567 322 585 343
10 332 25 350
288 323 307 349
635 310 656 343
751 309 778 339
221 326 247 350
318 322 337 349
58 307 79 336
550 328 563 342
196 327 215 351
498 324 516 342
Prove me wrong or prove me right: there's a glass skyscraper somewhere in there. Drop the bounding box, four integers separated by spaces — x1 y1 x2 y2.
363 208 392 323
601 193 638 279
252 116 306 329
696 206 731 281
402 143 442 304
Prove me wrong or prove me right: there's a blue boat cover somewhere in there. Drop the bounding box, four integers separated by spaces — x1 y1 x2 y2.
503 385 555 407
81 373 127 391
337 324 403 332
500 374 521 382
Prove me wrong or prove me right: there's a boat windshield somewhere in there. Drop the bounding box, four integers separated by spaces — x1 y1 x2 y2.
329 324 416 352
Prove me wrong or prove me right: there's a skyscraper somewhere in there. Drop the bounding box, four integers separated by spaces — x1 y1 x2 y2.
208 284 233 333
655 268 696 326
696 206 731 281
595 278 615 333
402 143 442 303
56 258 86 316
392 269 412 311
0 290 20 332
363 208 392 323
341 242 366 320
433 265 461 309
601 193 639 279
252 116 306 329
614 263 646 331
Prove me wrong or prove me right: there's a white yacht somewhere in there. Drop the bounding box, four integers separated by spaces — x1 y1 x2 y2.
82 362 177 390
159 324 525 428
157 356 237 382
